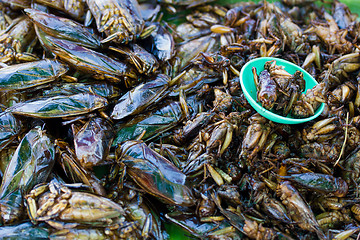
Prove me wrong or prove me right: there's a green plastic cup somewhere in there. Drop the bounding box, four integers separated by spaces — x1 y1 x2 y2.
239 57 324 124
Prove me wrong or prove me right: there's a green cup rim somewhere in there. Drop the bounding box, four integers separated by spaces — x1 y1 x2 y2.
239 57 324 124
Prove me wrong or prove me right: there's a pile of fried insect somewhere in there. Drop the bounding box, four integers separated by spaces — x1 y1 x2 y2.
0 0 358 239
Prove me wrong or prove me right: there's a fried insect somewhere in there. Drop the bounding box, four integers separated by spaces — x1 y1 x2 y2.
87 0 144 44
277 181 327 240
0 17 38 63
254 67 277 111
